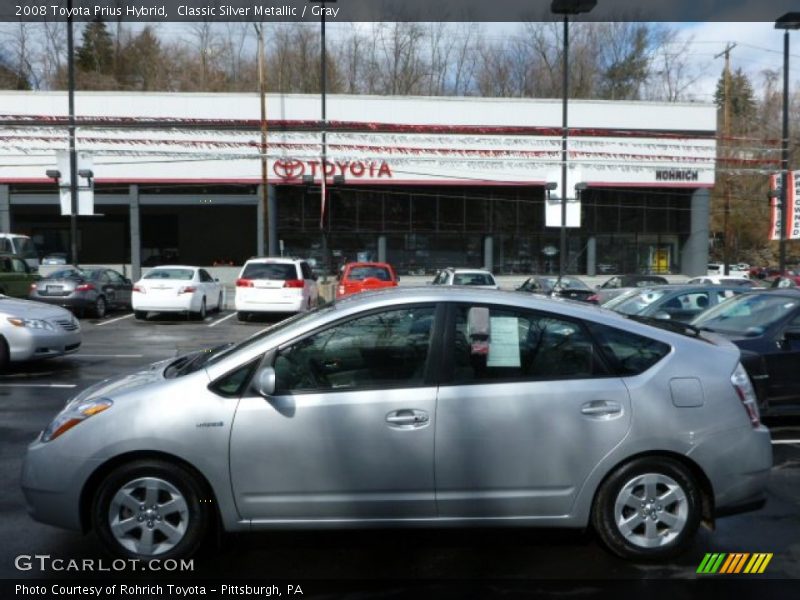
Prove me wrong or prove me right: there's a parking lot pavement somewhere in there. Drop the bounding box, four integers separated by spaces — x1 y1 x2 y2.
1 313 799 582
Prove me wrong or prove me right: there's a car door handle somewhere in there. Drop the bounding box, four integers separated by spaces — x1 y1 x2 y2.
386 409 429 427
580 401 622 417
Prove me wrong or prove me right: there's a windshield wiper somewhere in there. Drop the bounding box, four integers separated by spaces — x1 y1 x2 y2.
626 314 702 337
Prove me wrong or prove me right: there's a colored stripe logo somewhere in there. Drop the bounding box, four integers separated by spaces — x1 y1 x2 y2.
697 553 773 574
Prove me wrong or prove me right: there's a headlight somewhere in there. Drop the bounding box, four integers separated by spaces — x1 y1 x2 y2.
41 398 113 442
7 317 56 331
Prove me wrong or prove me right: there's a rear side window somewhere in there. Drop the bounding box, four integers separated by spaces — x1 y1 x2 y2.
450 304 600 383
243 262 297 280
0 240 12 253
587 322 671 376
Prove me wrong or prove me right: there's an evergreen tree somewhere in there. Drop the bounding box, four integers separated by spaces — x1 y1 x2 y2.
76 19 114 75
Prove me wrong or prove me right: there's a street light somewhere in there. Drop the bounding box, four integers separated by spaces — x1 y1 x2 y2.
551 0 596 277
775 12 800 273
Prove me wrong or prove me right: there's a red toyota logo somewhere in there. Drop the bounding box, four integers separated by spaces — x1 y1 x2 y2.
273 159 305 180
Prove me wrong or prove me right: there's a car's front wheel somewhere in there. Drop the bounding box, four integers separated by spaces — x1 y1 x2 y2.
134 310 147 320
92 460 211 560
592 457 701 560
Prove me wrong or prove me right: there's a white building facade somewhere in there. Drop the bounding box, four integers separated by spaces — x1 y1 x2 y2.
0 91 716 277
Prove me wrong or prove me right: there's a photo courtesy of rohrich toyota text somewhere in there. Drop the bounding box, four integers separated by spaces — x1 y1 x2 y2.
1 0 800 598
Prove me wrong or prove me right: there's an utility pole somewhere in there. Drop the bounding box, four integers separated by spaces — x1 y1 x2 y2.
714 43 736 276
66 0 78 266
254 23 271 256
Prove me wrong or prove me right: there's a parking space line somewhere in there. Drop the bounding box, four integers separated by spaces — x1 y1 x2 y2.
94 313 134 326
771 439 800 445
0 383 77 388
208 312 237 328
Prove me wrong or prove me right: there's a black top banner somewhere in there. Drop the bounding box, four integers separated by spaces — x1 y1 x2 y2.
2 0 799 22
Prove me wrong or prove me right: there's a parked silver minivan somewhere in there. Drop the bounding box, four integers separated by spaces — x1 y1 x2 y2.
22 288 771 561
0 234 39 270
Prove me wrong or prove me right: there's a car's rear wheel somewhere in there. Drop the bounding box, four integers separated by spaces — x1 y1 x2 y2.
215 292 223 313
92 460 210 560
194 298 207 321
94 296 107 319
134 310 147 320
592 457 701 560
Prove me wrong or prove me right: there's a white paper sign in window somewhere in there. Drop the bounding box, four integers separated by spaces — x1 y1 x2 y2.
487 317 521 367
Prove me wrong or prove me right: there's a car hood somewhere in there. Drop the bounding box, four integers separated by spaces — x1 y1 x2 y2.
67 357 173 407
0 296 74 319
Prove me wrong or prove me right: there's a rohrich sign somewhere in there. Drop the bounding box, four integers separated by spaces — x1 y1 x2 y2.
273 159 393 182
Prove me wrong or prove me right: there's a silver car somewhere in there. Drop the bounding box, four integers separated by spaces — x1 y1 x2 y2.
0 295 81 368
22 288 771 561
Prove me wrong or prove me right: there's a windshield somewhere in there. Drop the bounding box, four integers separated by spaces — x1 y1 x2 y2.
542 277 590 291
347 266 392 281
692 293 798 336
15 237 38 259
144 268 194 280
181 303 338 373
48 268 85 280
610 289 669 315
453 273 495 286
242 263 297 280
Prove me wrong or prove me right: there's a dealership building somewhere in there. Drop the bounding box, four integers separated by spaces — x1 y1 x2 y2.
0 91 716 278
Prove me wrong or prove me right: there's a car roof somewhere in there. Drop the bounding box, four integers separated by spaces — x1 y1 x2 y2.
344 262 392 268
245 256 303 264
144 265 199 270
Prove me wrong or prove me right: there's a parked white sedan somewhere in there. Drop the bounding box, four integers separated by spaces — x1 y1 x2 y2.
132 266 222 320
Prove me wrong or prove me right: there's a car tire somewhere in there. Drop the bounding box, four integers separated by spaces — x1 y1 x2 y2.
134 310 147 320
237 311 249 322
0 336 9 371
94 296 107 319
591 457 701 561
215 292 223 313
194 299 207 321
92 460 211 561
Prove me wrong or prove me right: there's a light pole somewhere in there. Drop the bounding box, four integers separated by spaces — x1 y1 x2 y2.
775 13 800 273
551 0 595 277
66 0 78 265
253 23 274 256
309 0 336 281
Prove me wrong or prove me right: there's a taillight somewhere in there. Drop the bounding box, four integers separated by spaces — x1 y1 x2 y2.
731 363 760 428
76 283 95 292
178 286 196 294
587 294 599 303
337 285 345 296
132 285 145 294
283 279 304 288
30 283 37 290
236 278 254 287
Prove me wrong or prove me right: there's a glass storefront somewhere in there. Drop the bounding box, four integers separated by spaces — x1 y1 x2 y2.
276 184 693 275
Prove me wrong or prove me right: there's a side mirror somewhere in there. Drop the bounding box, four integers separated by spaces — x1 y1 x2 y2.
254 367 276 397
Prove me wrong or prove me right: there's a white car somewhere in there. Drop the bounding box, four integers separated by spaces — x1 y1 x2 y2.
132 265 222 320
0 296 81 368
431 268 499 289
234 257 319 321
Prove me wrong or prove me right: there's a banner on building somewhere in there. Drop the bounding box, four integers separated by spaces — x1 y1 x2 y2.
769 171 799 240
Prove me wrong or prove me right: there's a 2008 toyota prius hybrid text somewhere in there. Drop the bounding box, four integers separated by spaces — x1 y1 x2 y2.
22 288 771 561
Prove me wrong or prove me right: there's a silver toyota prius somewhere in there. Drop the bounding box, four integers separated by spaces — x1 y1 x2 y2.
22 287 772 561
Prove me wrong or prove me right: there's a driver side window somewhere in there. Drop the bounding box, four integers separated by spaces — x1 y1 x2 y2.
274 306 436 393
